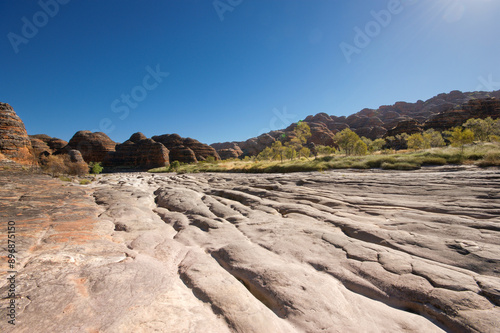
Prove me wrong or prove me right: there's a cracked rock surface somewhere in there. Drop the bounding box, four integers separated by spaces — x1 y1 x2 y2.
1 167 499 332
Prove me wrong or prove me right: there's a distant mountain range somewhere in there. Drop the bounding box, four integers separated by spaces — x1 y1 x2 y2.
1 89 500 170
211 89 500 158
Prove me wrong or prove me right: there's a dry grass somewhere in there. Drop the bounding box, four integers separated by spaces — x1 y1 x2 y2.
149 143 500 174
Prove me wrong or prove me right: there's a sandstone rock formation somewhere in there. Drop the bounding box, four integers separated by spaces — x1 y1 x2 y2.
2 167 499 332
385 119 423 137
0 103 37 165
212 90 500 157
65 131 116 163
102 133 169 170
68 149 85 163
30 134 68 152
29 136 51 159
29 134 69 160
424 97 500 131
169 145 198 164
217 148 240 160
152 133 220 163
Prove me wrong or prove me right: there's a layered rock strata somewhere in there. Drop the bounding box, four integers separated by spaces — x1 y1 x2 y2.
0 103 36 165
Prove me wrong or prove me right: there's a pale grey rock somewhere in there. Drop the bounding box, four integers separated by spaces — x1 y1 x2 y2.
2 167 500 332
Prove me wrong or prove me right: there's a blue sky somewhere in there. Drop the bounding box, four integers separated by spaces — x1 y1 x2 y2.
1 0 499 144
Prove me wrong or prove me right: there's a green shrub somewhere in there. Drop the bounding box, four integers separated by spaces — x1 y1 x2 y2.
89 162 103 174
169 160 181 172
79 179 92 185
205 156 216 163
59 176 72 182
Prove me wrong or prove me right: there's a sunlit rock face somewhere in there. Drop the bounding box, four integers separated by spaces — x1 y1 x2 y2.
102 132 170 170
66 130 116 163
0 103 37 165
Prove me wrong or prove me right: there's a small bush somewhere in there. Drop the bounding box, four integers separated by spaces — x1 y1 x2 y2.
205 156 216 163
169 160 181 172
89 162 103 174
79 179 92 185
59 176 72 182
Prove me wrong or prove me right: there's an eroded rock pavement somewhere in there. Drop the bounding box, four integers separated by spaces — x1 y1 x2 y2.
1 167 500 332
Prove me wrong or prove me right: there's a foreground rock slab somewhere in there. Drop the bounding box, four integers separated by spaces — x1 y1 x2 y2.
1 167 499 332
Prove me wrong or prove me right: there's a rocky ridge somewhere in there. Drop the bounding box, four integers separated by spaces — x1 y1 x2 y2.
152 133 220 163
102 132 170 170
212 90 500 158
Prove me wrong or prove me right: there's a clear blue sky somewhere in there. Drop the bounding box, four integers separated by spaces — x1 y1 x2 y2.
1 0 499 144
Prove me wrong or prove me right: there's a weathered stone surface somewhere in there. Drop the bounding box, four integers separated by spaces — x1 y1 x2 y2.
2 167 499 332
210 142 244 156
183 137 220 161
102 133 169 170
153 133 219 163
129 132 147 143
66 130 116 163
218 148 240 160
68 149 85 163
385 119 423 137
30 135 69 161
424 97 500 131
30 134 68 153
169 145 198 163
0 103 36 165
29 137 51 158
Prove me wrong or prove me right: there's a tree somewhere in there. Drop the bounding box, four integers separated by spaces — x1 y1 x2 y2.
463 117 497 142
271 141 286 162
284 145 297 160
448 127 474 153
395 133 409 150
370 138 386 153
285 121 312 158
294 121 312 144
353 140 368 155
316 145 336 156
298 147 311 159
423 129 445 148
169 160 181 172
407 133 425 151
361 137 372 150
335 128 360 155
257 147 273 160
